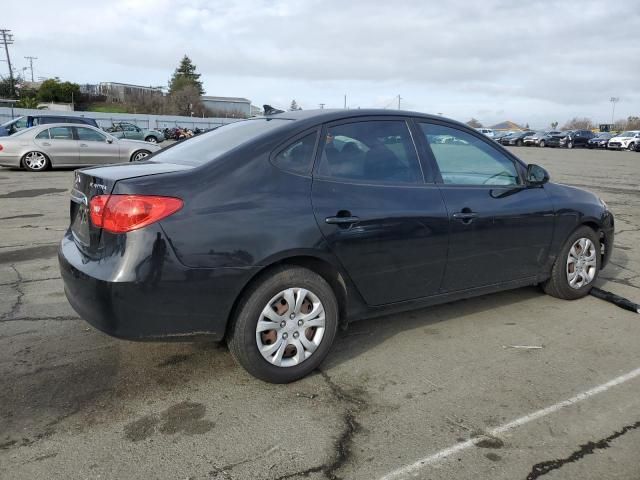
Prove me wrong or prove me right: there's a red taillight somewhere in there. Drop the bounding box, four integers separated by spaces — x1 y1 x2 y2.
0 144 3 152
89 195 183 233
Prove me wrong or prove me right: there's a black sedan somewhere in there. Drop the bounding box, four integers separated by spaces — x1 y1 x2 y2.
59 109 615 383
587 133 613 149
499 130 536 146
546 130 595 148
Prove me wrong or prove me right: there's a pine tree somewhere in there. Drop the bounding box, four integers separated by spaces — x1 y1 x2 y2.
290 99 299 111
169 55 204 95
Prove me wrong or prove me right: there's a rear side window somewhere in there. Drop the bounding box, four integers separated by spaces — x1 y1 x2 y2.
272 132 317 175
420 123 520 186
35 129 50 140
316 120 422 184
153 119 292 166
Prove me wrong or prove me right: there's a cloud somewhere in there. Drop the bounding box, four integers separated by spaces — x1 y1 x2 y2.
3 0 639 126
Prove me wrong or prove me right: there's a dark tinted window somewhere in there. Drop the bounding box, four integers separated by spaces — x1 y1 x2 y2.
49 127 74 140
420 123 520 186
153 119 291 166
76 127 106 142
272 132 317 175
317 120 422 184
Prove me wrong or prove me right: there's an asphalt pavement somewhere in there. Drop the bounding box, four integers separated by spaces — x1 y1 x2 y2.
1 146 639 480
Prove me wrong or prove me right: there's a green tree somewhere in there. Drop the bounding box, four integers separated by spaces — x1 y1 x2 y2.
0 76 19 98
551 121 559 129
37 78 80 103
289 99 301 111
466 118 482 128
169 55 204 95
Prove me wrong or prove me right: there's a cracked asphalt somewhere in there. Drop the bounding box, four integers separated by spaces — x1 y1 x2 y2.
1 147 639 480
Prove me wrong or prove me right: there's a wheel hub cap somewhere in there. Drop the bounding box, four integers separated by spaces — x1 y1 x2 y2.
255 287 326 368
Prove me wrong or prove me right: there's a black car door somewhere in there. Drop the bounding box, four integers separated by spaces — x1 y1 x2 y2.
416 121 555 292
311 118 449 306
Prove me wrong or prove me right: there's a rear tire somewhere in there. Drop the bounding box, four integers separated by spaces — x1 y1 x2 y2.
227 266 339 383
22 151 50 172
543 226 600 300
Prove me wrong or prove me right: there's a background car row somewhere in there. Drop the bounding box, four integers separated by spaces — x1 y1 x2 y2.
477 127 640 150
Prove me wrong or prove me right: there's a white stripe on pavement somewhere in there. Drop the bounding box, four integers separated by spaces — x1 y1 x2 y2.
380 366 640 480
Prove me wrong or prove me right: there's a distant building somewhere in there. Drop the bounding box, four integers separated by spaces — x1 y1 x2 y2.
201 96 251 117
99 82 164 103
250 105 263 116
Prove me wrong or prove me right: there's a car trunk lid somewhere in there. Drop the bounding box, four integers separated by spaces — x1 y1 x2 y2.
69 162 192 251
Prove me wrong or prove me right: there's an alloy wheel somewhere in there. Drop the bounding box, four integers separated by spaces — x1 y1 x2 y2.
23 152 47 171
566 238 597 289
255 288 326 367
132 151 150 162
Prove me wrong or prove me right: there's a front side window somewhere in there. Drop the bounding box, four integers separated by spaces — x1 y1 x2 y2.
49 127 74 140
317 120 422 184
76 127 106 142
272 132 317 175
420 123 520 186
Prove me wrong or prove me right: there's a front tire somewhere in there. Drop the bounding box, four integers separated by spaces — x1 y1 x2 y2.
539 140 546 147
130 150 151 162
145 135 158 143
517 139 523 147
22 151 50 171
543 226 600 300
627 142 635 151
567 141 573 149
227 266 339 383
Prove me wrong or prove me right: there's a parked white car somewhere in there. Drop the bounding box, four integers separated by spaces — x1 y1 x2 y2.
607 130 640 150
475 128 495 138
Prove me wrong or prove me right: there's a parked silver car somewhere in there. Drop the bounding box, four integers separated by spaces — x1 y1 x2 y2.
0 124 161 171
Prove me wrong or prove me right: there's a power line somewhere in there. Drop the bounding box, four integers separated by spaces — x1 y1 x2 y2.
24 56 37 82
0 29 15 96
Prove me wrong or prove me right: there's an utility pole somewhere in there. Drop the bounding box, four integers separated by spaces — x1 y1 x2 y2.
397 94 401 110
319 103 325 109
24 56 37 82
609 97 619 126
0 29 15 97
344 94 346 109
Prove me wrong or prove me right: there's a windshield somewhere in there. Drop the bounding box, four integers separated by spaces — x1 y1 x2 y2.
619 131 638 137
152 118 292 166
1 117 22 128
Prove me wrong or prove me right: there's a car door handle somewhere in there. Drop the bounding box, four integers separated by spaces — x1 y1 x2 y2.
42 142 51 146
452 211 478 221
325 215 360 225
79 143 88 148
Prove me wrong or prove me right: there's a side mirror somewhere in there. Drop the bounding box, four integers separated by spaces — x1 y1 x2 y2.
526 164 549 185
106 138 113 144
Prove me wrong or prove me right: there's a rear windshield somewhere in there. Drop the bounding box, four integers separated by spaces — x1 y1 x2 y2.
152 118 292 166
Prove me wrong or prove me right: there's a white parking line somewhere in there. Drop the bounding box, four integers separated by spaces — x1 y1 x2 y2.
379 366 640 480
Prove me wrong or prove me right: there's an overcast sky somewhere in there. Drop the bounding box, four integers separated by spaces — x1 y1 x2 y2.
3 0 639 128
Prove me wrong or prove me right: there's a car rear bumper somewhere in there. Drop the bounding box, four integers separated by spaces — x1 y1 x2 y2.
58 228 258 341
0 154 21 167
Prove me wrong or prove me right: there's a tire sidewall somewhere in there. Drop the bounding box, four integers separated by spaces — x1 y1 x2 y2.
22 152 49 172
229 267 339 383
554 227 601 299
130 150 150 162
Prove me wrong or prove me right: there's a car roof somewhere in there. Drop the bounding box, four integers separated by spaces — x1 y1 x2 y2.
252 108 476 134
257 108 454 123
